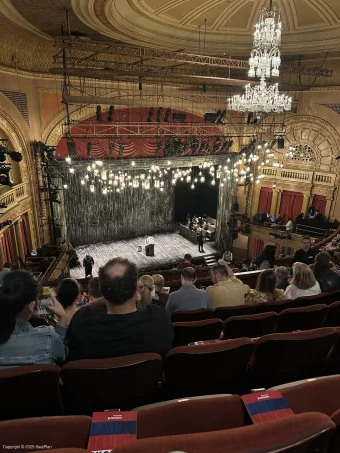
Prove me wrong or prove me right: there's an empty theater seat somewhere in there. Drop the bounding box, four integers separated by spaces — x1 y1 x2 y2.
171 308 213 322
253 299 294 314
223 312 278 339
61 354 162 415
323 301 340 327
248 327 338 389
0 365 63 421
0 416 91 453
134 394 248 438
213 305 254 321
276 304 328 333
113 413 336 453
172 319 223 347
163 338 254 398
293 293 331 308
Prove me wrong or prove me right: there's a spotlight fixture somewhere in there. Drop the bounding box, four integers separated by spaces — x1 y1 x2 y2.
213 137 222 153
190 137 199 155
87 142 93 157
164 108 171 123
66 140 77 158
96 105 102 122
138 77 143 91
156 107 163 123
108 105 114 122
0 148 6 162
277 136 285 149
7 150 23 162
0 203 8 209
147 108 154 123
108 142 115 156
0 220 12 230
0 166 14 186
119 143 125 156
269 138 278 150
155 141 163 156
215 109 226 124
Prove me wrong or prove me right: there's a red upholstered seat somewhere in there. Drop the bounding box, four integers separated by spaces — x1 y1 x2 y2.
223 312 278 339
293 293 331 308
249 327 338 389
61 354 162 415
113 413 335 453
326 290 340 305
171 308 213 322
213 305 254 321
276 304 328 333
326 332 340 374
172 318 223 347
323 301 340 327
135 394 248 438
0 416 91 453
0 365 63 421
253 299 294 314
163 338 254 398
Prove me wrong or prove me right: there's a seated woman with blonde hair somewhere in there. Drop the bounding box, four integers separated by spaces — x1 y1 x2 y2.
137 275 165 310
245 269 285 306
284 262 321 300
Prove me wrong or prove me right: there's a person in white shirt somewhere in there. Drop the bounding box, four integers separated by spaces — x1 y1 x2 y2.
286 218 293 232
284 262 321 300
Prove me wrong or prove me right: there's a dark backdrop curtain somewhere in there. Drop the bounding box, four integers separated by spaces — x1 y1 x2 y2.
279 191 303 221
248 238 264 258
312 195 327 215
258 187 273 214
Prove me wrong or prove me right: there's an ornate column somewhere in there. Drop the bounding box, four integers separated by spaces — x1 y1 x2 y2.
27 210 37 251
325 197 332 220
250 184 261 220
302 193 310 216
270 190 279 215
276 190 282 214
14 220 25 261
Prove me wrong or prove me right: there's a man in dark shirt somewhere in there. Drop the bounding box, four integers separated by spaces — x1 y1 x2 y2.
290 236 318 266
66 257 173 361
177 253 196 270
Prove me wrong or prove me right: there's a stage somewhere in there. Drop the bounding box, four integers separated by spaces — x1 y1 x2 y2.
70 232 218 278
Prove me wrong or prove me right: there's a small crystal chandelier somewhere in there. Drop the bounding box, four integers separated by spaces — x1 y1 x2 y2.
228 77 292 113
248 5 282 78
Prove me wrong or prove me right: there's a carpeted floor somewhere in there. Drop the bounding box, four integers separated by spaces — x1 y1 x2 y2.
70 232 217 278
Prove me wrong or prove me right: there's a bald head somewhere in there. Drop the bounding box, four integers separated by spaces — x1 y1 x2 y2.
99 257 138 305
152 274 164 291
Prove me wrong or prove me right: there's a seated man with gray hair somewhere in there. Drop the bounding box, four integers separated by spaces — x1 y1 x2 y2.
275 266 290 291
152 274 169 305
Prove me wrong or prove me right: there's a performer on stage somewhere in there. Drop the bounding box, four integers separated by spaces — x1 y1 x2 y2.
197 227 205 253
83 255 94 278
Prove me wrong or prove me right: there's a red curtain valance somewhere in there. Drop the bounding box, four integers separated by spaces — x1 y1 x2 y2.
258 187 273 214
279 191 303 221
312 195 327 215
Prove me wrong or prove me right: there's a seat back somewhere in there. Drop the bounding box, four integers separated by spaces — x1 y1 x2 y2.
112 413 335 453
213 305 254 321
323 301 340 327
0 365 63 421
223 312 278 339
0 416 91 453
293 293 330 308
249 328 338 388
171 308 213 322
269 375 340 417
172 319 223 347
277 304 328 333
164 339 254 398
136 395 248 438
323 290 340 305
61 354 163 415
253 299 294 314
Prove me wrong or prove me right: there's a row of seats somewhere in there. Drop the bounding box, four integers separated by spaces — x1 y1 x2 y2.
5 375 340 453
173 302 340 345
3 327 340 419
172 291 340 323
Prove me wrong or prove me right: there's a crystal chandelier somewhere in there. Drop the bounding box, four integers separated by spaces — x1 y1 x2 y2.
228 77 292 113
248 6 282 78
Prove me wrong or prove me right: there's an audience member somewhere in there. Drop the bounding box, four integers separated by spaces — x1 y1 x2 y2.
0 262 11 287
286 218 293 232
88 277 102 304
166 267 210 316
206 260 246 310
56 278 80 326
66 257 173 361
290 236 318 266
177 253 196 270
255 245 276 270
296 212 304 222
138 275 157 310
275 266 290 291
83 255 94 278
312 251 340 293
152 274 169 305
0 270 67 366
245 269 285 306
284 262 321 299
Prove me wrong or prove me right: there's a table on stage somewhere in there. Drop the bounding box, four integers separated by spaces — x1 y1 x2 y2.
179 224 198 244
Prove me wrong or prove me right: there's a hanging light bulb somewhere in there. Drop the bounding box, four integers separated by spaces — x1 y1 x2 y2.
69 168 75 174
65 157 71 164
63 184 68 189
95 160 103 166
191 184 195 189
80 179 85 185
87 165 91 171
131 160 136 166
200 176 205 183
211 179 216 185
90 185 95 192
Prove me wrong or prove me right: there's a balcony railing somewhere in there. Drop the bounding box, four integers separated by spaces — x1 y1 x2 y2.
260 167 335 186
0 183 28 213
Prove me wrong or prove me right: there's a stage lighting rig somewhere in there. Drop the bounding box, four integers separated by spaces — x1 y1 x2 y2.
213 137 222 153
147 108 154 123
190 137 199 155
0 220 12 230
119 143 125 156
0 166 14 186
96 105 102 122
215 110 226 124
87 142 93 157
155 141 163 156
164 108 171 123
277 136 285 149
108 105 114 122
108 142 115 156
0 147 6 162
0 203 8 209
0 145 23 162
156 107 163 123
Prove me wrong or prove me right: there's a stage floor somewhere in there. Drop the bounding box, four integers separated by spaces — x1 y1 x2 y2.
70 232 218 278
